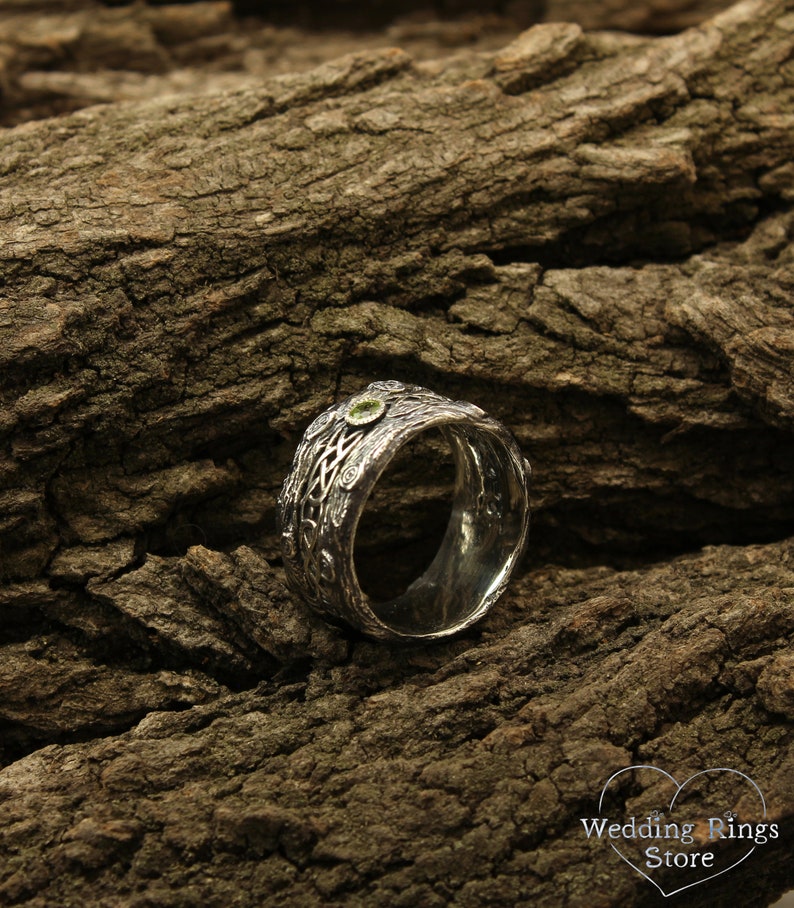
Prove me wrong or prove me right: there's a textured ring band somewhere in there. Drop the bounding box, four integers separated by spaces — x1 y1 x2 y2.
276 382 531 641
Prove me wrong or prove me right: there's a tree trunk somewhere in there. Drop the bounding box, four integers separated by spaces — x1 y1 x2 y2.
1 1 792 906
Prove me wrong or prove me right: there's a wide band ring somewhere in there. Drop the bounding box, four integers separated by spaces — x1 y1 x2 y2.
276 382 531 641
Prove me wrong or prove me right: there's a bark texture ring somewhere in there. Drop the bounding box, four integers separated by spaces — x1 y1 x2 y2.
276 382 531 641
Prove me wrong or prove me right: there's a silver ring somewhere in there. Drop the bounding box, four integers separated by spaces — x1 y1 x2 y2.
276 382 531 641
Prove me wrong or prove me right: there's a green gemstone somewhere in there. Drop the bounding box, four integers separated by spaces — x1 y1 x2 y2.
345 397 386 426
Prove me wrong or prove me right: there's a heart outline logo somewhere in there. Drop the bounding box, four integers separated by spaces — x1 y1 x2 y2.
598 764 767 898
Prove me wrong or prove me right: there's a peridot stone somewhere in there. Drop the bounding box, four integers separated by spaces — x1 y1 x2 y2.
345 397 386 426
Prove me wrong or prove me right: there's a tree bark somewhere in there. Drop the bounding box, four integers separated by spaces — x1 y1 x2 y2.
0 0 737 126
1 1 793 906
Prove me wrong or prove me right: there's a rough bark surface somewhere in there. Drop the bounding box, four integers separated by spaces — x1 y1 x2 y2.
0 0 738 126
0 0 793 905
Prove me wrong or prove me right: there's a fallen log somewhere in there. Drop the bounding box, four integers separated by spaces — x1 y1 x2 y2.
0 0 792 904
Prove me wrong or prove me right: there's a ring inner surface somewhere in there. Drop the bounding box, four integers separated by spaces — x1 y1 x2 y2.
363 422 525 636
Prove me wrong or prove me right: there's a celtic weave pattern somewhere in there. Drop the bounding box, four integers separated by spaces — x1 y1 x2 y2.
289 412 367 606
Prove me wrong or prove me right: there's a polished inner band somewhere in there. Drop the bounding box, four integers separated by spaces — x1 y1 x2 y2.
277 382 531 641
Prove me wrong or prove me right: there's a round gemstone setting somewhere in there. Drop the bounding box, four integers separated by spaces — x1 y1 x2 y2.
345 397 386 427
